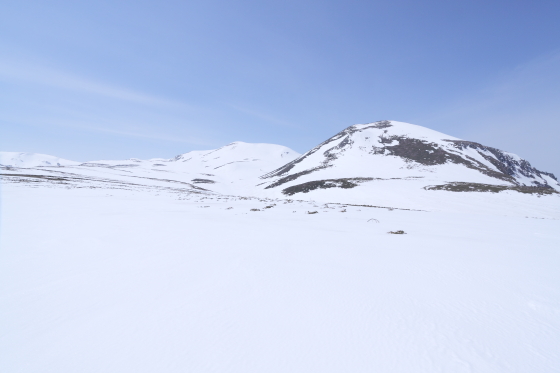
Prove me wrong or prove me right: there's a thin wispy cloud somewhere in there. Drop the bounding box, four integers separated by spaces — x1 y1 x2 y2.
0 58 188 108
71 122 211 145
0 112 213 147
0 57 218 150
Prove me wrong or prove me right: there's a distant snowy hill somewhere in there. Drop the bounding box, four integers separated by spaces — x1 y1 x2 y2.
84 141 299 180
173 141 299 177
259 120 559 206
79 142 300 194
0 152 80 168
1 143 300 196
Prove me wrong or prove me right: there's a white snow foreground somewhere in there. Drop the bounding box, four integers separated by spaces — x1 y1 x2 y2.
1 122 560 372
1 185 559 373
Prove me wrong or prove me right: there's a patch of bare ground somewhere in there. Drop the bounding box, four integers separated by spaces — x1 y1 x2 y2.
425 182 557 194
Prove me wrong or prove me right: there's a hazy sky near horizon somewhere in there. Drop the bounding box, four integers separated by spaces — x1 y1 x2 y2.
1 0 560 174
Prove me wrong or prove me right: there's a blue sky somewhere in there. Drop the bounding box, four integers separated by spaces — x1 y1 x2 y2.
1 0 559 175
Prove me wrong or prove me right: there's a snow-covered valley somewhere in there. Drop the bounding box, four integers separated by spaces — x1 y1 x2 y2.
1 121 560 372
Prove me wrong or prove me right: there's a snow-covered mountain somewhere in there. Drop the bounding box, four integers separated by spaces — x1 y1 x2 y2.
0 142 300 195
0 152 80 168
2 121 558 206
86 142 297 177
81 141 299 194
259 121 559 203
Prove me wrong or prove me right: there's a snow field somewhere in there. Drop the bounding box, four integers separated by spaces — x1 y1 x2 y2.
1 185 559 372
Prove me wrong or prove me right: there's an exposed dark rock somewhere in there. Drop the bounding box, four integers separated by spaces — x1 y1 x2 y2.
322 135 353 164
0 173 71 183
192 178 216 184
371 136 511 182
425 182 557 194
444 140 557 182
541 171 558 181
370 120 393 129
282 178 374 196
379 136 547 183
382 137 451 165
265 167 327 189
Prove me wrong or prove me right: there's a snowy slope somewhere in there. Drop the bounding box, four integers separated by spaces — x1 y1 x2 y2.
258 121 559 207
0 151 80 168
74 142 300 194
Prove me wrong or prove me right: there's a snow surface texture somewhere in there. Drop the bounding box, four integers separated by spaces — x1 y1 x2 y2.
1 121 560 372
